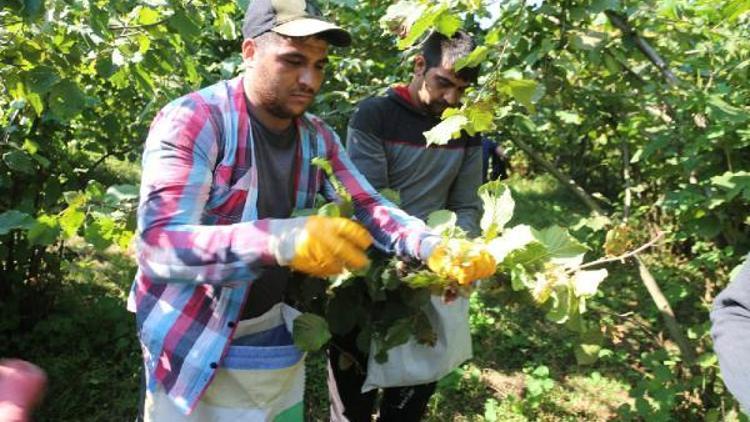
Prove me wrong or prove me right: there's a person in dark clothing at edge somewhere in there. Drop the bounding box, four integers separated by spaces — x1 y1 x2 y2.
481 137 509 182
328 31 483 421
711 256 750 414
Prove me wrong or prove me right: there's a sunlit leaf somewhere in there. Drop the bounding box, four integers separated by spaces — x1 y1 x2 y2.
478 180 514 237
424 113 468 146
293 313 331 352
532 226 588 268
572 269 608 297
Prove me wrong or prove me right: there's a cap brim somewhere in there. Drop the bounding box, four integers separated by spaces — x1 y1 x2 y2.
273 18 352 47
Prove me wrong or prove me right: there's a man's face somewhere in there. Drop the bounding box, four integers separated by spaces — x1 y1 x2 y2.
243 34 329 119
413 56 471 118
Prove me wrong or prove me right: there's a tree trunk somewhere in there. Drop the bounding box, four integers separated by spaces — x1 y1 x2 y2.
635 256 697 366
509 137 606 215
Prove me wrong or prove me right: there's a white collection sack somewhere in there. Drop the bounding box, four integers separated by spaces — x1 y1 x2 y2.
362 295 472 392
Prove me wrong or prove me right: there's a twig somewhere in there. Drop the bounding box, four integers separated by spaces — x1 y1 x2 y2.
109 17 171 32
605 10 681 86
570 231 665 272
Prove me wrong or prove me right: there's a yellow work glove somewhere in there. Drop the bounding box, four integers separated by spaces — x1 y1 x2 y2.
427 239 496 285
273 216 373 278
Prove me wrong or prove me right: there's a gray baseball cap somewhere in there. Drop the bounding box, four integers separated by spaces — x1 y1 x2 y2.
242 0 352 47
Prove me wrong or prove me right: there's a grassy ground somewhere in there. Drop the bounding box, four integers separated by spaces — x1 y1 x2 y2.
8 172 747 421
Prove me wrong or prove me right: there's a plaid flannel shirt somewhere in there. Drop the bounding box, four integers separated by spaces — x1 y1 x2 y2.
126 76 439 415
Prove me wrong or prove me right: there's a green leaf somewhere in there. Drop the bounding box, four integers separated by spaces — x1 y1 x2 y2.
724 0 750 21
414 310 436 346
532 226 589 268
215 12 238 40
293 313 332 352
501 79 540 111
574 325 604 365
711 171 750 201
396 5 446 50
28 214 61 245
380 0 426 34
2 151 35 174
60 206 86 239
406 7 446 47
426 209 457 234
169 9 201 45
49 80 87 122
706 96 748 123
555 110 583 125
434 12 462 37
382 317 413 350
84 216 117 250
504 241 548 273
696 352 718 368
22 0 44 18
137 7 161 25
455 46 490 71
402 270 444 289
546 284 574 323
424 113 468 146
22 139 39 155
0 210 36 235
106 184 139 202
478 181 514 237
509 263 534 291
317 202 341 217
569 31 606 50
466 105 496 134
23 67 60 95
589 0 619 13
379 188 401 205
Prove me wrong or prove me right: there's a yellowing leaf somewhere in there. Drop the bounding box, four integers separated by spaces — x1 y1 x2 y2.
466 105 496 134
424 113 468 146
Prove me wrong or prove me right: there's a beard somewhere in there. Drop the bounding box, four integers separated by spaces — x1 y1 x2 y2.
259 89 315 120
265 101 305 119
427 101 449 118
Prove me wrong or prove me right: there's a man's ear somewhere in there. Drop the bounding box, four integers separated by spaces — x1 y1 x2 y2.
413 55 426 76
242 38 258 64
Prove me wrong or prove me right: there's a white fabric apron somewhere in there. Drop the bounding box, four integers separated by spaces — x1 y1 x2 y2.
144 303 305 422
362 295 472 392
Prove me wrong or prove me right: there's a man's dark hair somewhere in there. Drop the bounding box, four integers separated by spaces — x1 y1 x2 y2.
422 30 479 83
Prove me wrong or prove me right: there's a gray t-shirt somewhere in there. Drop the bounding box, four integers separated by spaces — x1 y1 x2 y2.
241 113 297 319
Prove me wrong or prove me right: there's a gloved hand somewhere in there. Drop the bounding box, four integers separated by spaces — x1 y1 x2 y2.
273 216 373 277
427 239 496 285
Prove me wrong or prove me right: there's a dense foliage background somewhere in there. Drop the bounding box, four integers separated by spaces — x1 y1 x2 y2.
1 0 748 420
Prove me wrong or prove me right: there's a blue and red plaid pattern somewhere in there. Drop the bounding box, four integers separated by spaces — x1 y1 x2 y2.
127 76 439 415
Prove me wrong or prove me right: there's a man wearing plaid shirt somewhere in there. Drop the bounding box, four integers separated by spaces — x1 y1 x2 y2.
128 0 495 419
